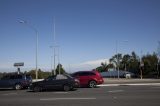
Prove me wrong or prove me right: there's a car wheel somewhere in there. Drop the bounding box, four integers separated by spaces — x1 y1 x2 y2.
33 86 41 92
63 85 70 91
15 84 22 90
70 85 74 91
88 80 97 88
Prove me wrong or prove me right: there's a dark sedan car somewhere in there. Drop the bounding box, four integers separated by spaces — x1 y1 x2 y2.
30 74 79 92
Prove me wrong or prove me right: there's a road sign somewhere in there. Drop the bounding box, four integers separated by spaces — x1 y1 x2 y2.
14 62 24 67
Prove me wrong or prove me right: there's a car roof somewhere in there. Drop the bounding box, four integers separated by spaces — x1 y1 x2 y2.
74 70 97 73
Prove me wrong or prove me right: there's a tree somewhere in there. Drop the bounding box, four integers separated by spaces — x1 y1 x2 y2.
107 63 114 69
109 53 122 70
96 62 108 72
27 70 36 79
27 69 51 79
142 53 158 77
121 54 131 71
55 63 66 75
129 52 140 75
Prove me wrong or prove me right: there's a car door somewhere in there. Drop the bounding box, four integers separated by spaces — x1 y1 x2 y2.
44 76 57 90
0 78 8 88
75 72 89 86
54 75 69 89
0 75 11 88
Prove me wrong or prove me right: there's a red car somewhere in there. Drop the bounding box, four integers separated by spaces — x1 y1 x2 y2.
72 70 104 88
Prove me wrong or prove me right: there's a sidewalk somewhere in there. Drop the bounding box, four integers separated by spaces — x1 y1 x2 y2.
100 78 160 86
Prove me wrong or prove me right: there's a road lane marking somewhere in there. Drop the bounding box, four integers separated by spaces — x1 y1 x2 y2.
54 92 68 94
40 97 96 101
98 84 119 87
108 90 124 93
98 83 160 87
151 87 160 89
2 93 17 96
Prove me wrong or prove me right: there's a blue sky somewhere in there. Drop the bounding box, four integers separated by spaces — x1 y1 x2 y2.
0 0 160 73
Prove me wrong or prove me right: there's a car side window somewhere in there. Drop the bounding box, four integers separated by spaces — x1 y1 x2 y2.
17 75 23 79
88 72 96 76
78 72 87 76
1 75 10 80
10 75 15 79
56 75 68 80
78 72 95 76
46 76 56 81
73 73 80 77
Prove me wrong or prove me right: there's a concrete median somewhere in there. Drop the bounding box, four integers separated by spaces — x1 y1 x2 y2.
100 78 160 86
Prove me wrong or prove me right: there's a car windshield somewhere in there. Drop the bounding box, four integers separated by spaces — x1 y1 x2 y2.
45 76 56 81
45 74 73 81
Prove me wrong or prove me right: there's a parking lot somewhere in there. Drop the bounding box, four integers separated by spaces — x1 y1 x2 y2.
0 85 160 106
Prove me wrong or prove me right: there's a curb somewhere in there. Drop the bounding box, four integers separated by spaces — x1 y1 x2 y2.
98 83 160 87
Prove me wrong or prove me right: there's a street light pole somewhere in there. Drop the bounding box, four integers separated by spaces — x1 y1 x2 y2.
140 50 143 79
116 41 119 79
157 59 159 78
116 40 128 79
19 20 38 79
50 46 54 75
57 46 60 74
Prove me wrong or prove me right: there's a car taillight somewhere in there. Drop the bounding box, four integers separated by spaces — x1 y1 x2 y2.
74 79 79 83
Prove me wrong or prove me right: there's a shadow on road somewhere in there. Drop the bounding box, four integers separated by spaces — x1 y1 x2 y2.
0 88 15 91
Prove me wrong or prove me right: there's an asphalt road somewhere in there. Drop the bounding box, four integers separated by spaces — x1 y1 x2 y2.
0 85 160 106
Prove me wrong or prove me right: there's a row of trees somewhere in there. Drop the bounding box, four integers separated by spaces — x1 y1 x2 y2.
0 51 159 79
0 64 66 79
25 64 66 79
96 52 160 78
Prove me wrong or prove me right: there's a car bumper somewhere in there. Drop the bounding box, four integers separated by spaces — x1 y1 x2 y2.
97 79 104 85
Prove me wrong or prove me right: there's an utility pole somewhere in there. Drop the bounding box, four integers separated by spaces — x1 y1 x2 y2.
157 60 159 78
53 17 56 76
157 41 160 78
116 41 119 79
140 50 143 79
52 17 61 75
50 46 54 75
19 20 38 79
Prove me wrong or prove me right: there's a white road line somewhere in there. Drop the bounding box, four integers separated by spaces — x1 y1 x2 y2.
2 93 17 96
98 84 119 87
151 87 160 89
108 90 124 93
40 97 96 101
98 83 160 87
125 83 160 86
54 92 68 94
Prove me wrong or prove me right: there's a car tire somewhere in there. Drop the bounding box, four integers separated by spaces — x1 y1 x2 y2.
88 80 97 88
33 86 41 92
15 84 22 90
63 85 70 91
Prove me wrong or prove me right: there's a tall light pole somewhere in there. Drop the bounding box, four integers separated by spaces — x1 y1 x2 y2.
19 20 38 79
53 45 60 75
57 46 60 74
53 17 56 75
157 41 160 78
51 17 60 75
50 46 54 75
116 41 120 79
140 50 144 79
116 40 128 79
